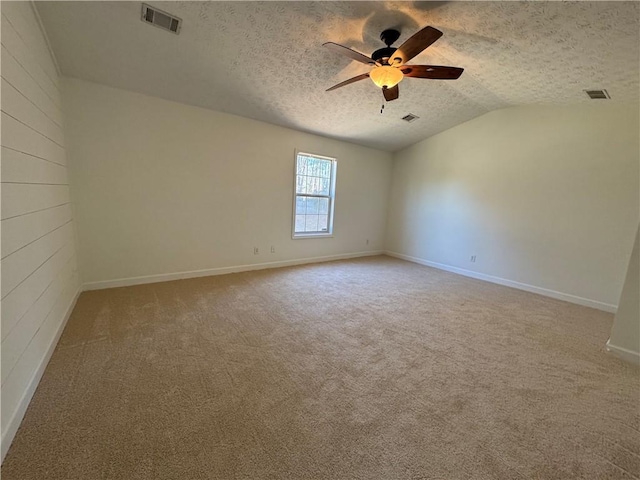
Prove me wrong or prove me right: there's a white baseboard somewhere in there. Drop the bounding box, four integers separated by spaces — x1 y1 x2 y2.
83 250 384 291
606 340 640 365
385 251 617 314
1 287 82 462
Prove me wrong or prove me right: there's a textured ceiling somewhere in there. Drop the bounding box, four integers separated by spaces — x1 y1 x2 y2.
36 1 640 152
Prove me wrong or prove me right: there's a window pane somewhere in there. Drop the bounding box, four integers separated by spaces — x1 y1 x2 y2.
324 160 332 178
318 215 328 231
318 198 329 215
295 215 306 233
314 178 322 194
304 176 313 194
297 157 307 175
309 158 319 177
301 156 330 178
295 196 306 215
296 175 306 194
319 178 330 196
306 197 319 214
321 161 330 178
305 215 318 232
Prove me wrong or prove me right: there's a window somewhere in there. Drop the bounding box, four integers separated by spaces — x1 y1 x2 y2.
293 152 336 238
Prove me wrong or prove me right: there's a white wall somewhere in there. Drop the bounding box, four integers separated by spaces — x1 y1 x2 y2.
1 2 81 460
608 225 640 364
386 104 639 311
63 78 393 287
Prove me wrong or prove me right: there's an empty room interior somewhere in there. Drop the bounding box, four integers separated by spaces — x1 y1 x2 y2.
1 1 639 478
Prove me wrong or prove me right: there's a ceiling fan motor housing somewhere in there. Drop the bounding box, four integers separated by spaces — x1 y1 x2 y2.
372 46 398 64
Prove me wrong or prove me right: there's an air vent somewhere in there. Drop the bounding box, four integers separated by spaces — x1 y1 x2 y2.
141 4 181 34
402 113 419 123
585 89 610 100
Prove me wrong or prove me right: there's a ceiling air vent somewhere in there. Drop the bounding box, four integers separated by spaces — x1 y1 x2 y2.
402 113 419 123
585 89 610 100
141 4 181 34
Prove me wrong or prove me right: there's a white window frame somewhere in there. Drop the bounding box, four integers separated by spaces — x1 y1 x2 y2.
292 150 337 239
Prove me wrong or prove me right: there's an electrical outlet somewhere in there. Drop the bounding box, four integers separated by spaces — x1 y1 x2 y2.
254 247 259 255
270 246 275 253
470 255 476 263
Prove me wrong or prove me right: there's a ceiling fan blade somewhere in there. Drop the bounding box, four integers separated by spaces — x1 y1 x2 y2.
323 42 376 65
383 85 399 101
391 26 443 65
326 73 370 91
401 65 464 80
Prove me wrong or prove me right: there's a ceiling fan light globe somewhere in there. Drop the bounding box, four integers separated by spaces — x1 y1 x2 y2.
369 66 404 89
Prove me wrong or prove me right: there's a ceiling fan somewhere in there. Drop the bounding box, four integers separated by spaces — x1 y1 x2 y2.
324 26 463 101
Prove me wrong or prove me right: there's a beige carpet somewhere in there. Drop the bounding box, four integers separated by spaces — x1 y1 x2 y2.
2 256 639 479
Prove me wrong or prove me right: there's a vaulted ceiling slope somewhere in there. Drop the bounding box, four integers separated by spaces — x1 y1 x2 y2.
36 1 639 152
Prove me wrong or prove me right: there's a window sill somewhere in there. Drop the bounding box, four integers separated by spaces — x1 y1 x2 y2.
292 233 334 240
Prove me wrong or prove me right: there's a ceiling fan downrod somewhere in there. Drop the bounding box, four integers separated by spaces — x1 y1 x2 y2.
371 29 400 64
